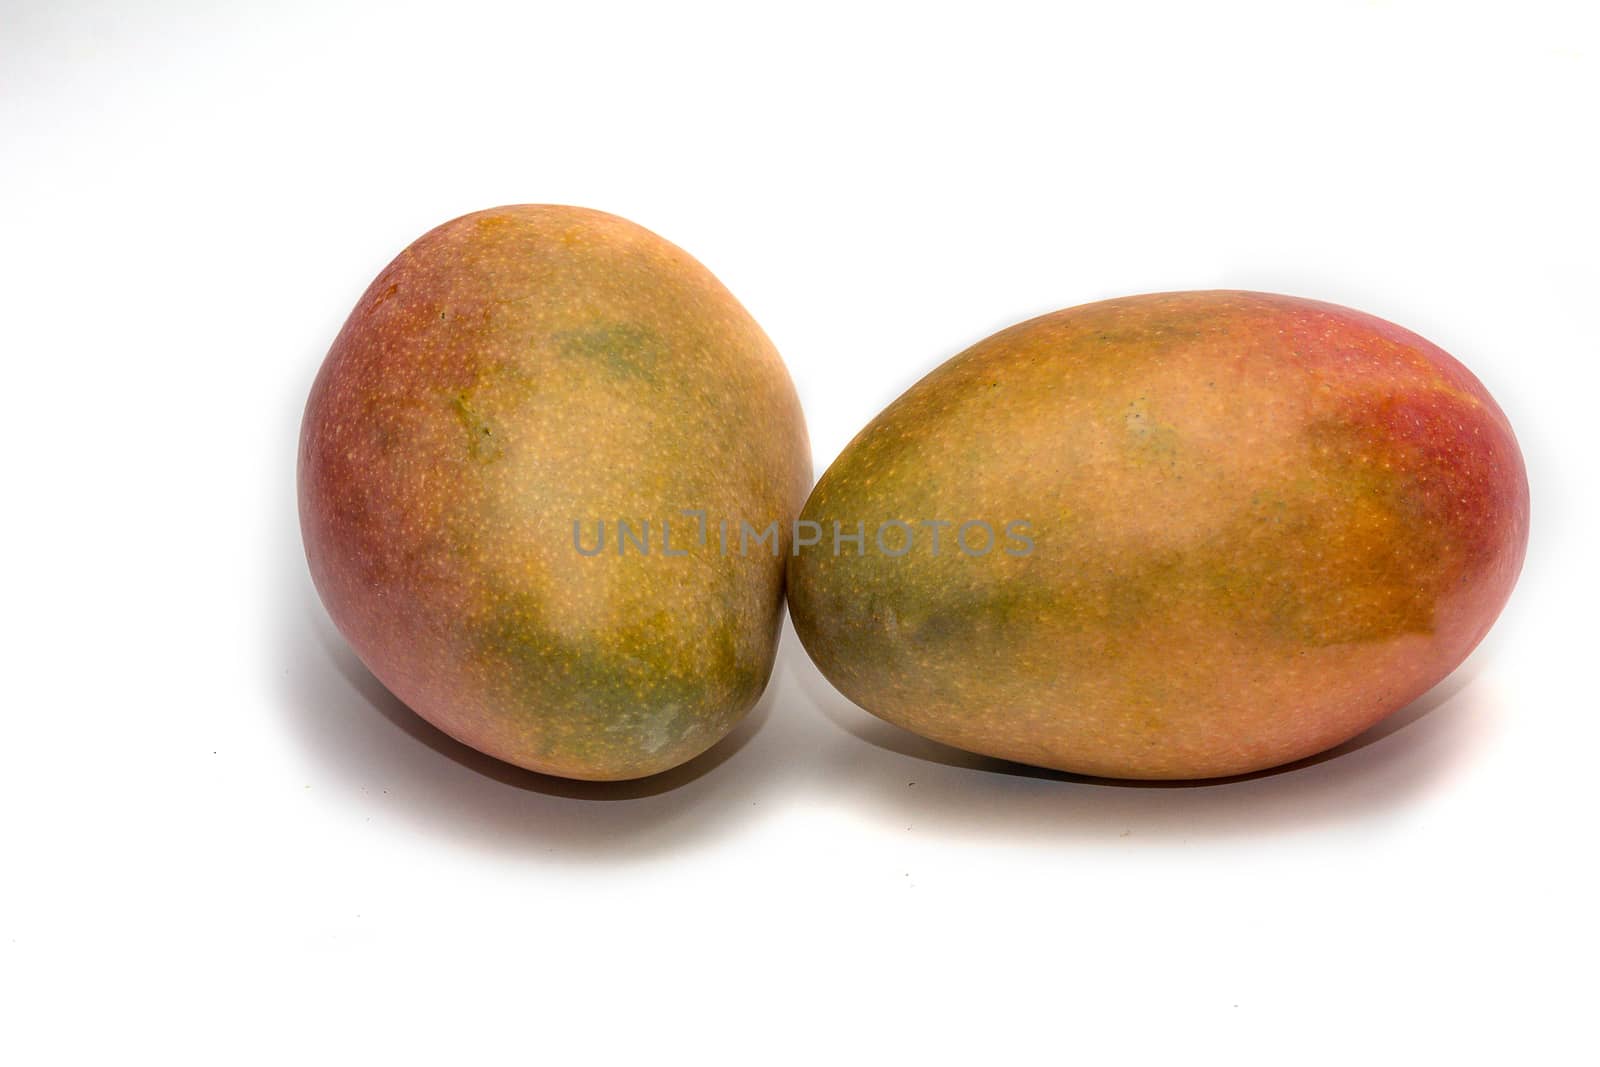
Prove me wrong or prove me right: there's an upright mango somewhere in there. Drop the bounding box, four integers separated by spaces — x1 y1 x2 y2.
300 206 810 780
788 291 1528 779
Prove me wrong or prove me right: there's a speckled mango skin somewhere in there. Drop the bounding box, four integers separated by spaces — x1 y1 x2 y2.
788 291 1528 780
299 205 810 780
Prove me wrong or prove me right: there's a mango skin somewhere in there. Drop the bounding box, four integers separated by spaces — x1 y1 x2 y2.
299 205 810 780
788 291 1528 780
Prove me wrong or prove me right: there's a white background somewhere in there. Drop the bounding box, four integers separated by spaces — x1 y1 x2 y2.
4 1 1596 1062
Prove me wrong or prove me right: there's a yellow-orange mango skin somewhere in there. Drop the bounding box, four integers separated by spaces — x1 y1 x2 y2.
299 206 810 781
787 292 1528 780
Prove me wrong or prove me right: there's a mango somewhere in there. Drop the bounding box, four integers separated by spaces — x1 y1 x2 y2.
299 205 810 780
788 291 1528 779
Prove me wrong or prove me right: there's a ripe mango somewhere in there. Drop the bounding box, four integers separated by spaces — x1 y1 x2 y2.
788 291 1528 779
299 206 810 780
